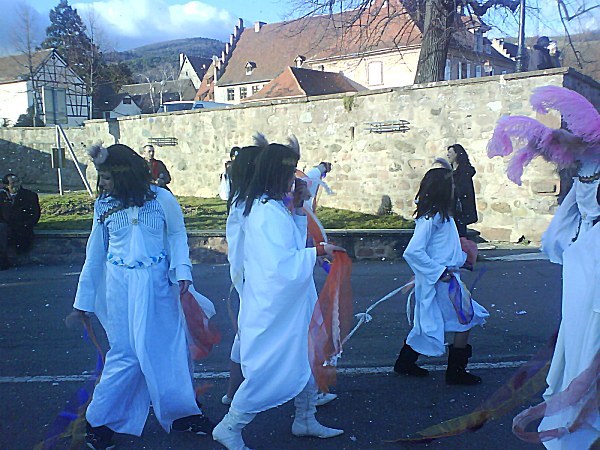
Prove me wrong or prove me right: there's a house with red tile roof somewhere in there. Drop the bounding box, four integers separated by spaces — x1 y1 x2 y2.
204 2 515 105
241 66 364 102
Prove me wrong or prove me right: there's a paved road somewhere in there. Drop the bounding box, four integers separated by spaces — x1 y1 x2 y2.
1 249 560 449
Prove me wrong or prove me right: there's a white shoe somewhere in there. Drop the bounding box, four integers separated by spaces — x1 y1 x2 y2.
212 408 255 450
315 392 338 406
221 394 233 405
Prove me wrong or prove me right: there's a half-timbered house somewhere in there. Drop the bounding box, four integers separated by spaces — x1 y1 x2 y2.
0 48 89 127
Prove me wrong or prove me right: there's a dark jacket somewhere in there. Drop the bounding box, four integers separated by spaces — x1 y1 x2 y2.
528 45 554 71
453 164 478 226
1 188 41 229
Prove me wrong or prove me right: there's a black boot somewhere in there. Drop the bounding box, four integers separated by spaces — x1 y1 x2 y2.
85 421 115 450
445 344 482 385
394 342 429 377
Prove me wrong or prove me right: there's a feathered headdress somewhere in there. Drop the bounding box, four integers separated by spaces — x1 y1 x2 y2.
86 142 109 167
487 86 600 185
252 132 301 157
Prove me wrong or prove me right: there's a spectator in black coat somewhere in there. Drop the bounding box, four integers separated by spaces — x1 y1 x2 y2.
528 36 554 71
0 173 41 269
447 145 478 237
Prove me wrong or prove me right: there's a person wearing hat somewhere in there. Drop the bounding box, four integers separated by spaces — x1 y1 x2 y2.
528 36 554 71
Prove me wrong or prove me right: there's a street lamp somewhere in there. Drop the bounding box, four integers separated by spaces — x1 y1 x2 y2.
515 0 527 72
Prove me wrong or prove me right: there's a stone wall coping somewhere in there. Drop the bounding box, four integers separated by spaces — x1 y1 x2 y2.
81 68 598 126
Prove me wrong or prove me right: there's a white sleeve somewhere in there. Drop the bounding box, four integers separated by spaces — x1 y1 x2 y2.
157 189 193 282
403 217 446 282
73 203 107 312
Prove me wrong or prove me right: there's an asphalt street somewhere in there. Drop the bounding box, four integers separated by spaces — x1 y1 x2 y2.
0 248 560 449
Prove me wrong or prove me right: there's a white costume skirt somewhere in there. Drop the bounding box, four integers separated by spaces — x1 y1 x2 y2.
86 260 200 435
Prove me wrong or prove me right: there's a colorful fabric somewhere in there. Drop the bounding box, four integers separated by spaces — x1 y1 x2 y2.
180 290 221 360
393 332 558 443
513 349 600 443
308 251 354 393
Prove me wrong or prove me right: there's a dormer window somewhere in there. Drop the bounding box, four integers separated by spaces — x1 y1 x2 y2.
294 55 306 68
245 61 256 75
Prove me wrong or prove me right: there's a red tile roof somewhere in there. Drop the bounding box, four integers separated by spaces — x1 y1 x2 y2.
242 66 361 102
217 2 422 86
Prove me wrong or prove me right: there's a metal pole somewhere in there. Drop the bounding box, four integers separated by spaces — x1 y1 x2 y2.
55 126 63 196
56 124 94 197
515 0 526 72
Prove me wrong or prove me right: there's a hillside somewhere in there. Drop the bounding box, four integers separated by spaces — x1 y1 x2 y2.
106 37 225 79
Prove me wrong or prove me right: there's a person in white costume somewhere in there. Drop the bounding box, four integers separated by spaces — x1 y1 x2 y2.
394 159 489 385
222 145 262 406
69 144 215 449
486 85 599 448
538 157 600 449
213 136 344 449
222 151 337 408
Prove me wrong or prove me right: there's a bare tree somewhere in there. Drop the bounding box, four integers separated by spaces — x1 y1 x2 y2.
556 0 600 69
11 1 43 125
287 0 596 84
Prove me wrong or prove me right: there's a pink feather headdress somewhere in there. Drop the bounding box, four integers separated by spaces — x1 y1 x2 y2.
487 86 600 185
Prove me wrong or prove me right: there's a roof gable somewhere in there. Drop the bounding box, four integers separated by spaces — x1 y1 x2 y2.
243 66 360 102
0 49 55 83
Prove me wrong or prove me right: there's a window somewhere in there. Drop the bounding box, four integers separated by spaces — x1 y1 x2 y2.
252 85 260 95
444 59 451 80
475 65 482 77
245 61 256 75
43 87 68 124
123 97 132 104
227 88 235 101
239 87 247 99
367 61 383 86
458 62 470 79
474 31 483 53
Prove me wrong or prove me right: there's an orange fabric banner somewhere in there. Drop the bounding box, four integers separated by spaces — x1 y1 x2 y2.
180 291 221 360
308 251 354 392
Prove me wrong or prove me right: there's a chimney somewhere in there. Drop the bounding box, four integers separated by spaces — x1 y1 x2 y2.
255 21 266 32
179 53 185 70
225 42 231 55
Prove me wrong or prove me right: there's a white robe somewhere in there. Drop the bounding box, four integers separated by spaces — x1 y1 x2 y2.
73 186 213 435
229 198 317 414
539 161 600 449
226 204 245 364
403 214 489 357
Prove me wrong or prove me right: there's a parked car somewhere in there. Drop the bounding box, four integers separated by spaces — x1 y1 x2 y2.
192 101 229 109
157 101 194 113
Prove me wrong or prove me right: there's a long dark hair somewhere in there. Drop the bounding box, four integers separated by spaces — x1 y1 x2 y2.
96 144 155 206
227 145 262 212
448 143 472 168
414 167 454 221
243 143 299 216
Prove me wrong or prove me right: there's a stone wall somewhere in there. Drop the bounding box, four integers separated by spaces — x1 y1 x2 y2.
1 68 598 242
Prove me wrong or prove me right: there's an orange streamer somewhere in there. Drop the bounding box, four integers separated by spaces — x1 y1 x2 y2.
180 291 221 360
308 251 353 393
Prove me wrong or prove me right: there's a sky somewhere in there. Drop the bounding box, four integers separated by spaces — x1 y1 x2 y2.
0 0 598 55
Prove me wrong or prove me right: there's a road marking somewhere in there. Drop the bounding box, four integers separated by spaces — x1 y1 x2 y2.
485 253 548 261
0 361 528 384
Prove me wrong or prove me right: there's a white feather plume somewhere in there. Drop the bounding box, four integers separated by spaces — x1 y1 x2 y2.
86 142 108 166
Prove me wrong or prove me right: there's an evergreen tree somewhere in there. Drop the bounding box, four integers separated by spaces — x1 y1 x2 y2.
41 0 95 83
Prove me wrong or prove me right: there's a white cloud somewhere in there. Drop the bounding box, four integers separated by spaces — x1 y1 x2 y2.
73 0 235 50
